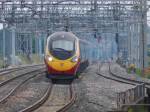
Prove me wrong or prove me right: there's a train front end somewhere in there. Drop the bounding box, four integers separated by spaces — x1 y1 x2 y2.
44 32 80 79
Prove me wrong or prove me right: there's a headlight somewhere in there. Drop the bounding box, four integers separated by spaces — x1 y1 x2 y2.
45 55 53 62
48 56 53 62
71 56 78 62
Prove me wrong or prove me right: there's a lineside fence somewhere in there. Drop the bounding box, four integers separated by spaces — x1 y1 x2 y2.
117 83 145 110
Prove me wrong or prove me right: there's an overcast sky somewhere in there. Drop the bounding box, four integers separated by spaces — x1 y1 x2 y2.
148 12 150 26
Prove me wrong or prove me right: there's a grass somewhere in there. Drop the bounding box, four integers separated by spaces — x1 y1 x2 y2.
0 54 44 69
144 72 150 79
126 67 150 79
0 57 3 69
128 108 134 112
127 67 143 76
18 54 44 65
128 106 148 112
0 54 43 69
18 54 32 64
31 54 43 64
127 68 131 74
76 72 81 78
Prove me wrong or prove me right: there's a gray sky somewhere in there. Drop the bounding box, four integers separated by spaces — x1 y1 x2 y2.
0 24 2 30
148 1 150 25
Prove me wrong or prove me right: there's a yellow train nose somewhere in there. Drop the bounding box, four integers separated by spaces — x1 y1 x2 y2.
48 60 76 71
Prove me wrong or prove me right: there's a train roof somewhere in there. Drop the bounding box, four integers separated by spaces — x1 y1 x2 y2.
47 32 78 41
47 31 97 47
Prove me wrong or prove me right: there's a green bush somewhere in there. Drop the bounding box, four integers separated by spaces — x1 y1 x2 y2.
135 68 142 77
128 108 134 112
128 106 148 112
0 58 3 68
18 54 43 65
18 54 32 64
135 68 150 79
127 68 131 74
31 54 43 64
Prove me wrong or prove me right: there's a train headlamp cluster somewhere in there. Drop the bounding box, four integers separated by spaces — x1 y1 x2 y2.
71 56 78 62
47 56 53 62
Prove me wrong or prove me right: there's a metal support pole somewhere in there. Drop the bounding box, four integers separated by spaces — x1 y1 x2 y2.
30 35 32 57
129 25 132 65
141 22 145 72
39 36 42 60
12 27 16 65
140 0 147 74
2 23 5 67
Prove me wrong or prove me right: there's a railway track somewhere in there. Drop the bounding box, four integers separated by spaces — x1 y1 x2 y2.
96 63 146 111
96 63 139 86
96 64 150 88
108 63 150 89
0 65 44 85
20 82 76 112
0 68 50 112
0 64 44 75
0 64 76 112
0 69 45 103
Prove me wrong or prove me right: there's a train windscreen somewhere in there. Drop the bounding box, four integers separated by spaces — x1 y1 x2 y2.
52 40 74 51
49 37 75 60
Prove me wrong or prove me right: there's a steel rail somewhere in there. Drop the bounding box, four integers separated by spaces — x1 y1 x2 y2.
96 63 138 86
20 82 76 112
109 63 150 88
0 67 45 87
0 64 44 71
96 63 150 87
56 84 77 112
97 63 146 111
0 64 44 74
19 83 52 112
0 70 46 104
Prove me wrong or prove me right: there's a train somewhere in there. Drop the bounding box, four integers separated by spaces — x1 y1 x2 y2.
44 32 99 79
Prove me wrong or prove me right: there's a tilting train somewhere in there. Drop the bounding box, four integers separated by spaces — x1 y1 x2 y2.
44 32 98 79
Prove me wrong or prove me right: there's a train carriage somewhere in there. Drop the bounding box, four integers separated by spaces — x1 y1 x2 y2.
44 32 97 79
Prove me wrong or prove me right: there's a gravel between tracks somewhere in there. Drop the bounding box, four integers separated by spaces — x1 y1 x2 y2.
0 64 44 73
0 72 50 112
68 63 134 112
34 84 71 112
0 66 43 83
